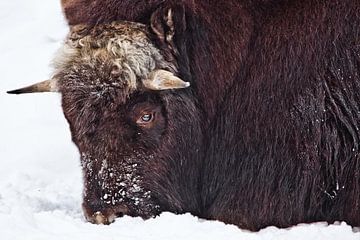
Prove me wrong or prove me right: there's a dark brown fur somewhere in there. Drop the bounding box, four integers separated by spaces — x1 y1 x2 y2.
59 0 360 231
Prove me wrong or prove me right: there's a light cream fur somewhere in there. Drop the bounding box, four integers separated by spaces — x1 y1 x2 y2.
52 21 179 93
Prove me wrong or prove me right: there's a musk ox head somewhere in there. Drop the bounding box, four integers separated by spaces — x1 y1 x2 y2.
8 13 203 224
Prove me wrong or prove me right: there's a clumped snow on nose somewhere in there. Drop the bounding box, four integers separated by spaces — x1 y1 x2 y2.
81 152 159 217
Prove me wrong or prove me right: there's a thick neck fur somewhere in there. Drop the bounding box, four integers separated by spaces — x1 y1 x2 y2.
60 0 360 230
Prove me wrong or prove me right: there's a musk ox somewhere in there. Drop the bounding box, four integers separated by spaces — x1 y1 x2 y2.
7 0 360 231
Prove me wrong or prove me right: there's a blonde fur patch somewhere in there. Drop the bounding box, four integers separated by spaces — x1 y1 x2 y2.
52 22 176 93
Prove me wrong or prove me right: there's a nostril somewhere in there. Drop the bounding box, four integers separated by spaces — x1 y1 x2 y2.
99 205 128 224
113 204 129 218
115 211 124 218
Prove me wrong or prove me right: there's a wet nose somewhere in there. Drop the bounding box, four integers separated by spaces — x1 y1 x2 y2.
83 202 129 224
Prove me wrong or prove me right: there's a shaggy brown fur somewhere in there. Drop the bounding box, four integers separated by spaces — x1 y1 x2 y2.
56 21 200 224
54 0 360 231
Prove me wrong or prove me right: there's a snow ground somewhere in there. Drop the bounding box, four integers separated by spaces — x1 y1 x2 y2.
0 1 359 239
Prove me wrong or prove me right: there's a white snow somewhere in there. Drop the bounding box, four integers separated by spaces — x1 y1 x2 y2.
0 1 359 239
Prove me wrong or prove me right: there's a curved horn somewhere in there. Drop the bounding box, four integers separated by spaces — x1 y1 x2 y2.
7 79 58 94
143 70 190 91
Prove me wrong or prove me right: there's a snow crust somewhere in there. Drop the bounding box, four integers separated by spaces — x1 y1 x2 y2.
0 1 359 239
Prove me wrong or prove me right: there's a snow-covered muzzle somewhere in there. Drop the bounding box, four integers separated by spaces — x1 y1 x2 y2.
80 151 160 224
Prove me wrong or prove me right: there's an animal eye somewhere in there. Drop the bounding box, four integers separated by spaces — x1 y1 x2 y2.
137 113 154 125
141 114 152 122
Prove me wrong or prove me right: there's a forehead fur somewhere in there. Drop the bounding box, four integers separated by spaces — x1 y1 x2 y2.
53 21 175 97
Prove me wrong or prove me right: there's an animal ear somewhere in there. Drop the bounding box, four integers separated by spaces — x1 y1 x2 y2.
150 5 186 54
151 7 175 44
142 70 190 91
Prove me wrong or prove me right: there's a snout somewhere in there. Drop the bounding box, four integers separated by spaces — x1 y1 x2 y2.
82 202 129 224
